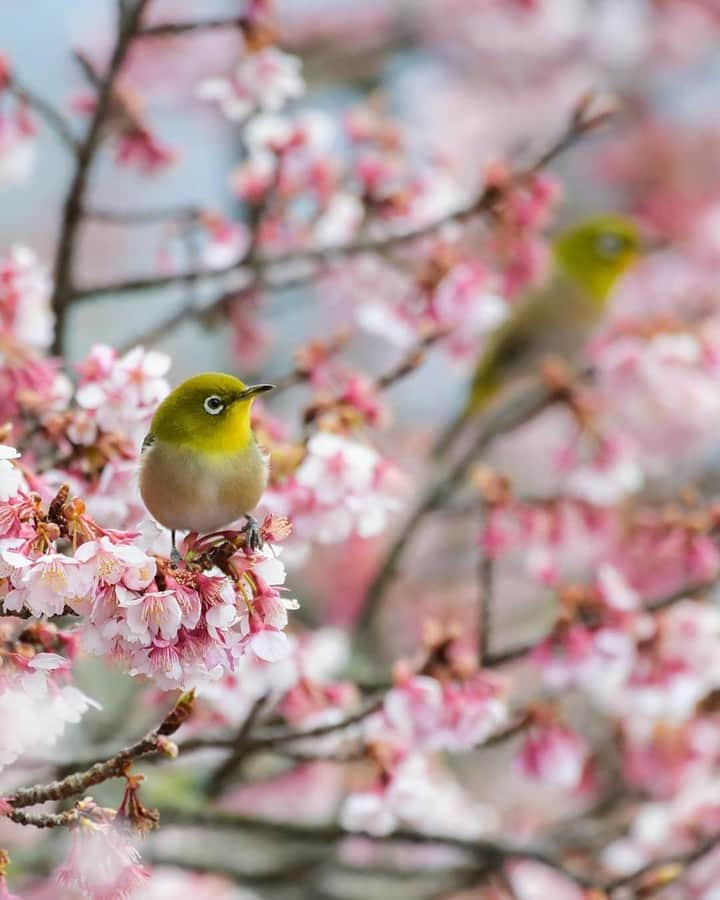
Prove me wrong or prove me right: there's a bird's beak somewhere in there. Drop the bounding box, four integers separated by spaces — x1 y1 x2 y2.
238 384 275 400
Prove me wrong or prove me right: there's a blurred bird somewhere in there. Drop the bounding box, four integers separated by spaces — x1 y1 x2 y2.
433 214 643 457
139 373 274 561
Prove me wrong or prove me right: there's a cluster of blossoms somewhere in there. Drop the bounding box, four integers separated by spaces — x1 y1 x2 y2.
0 245 60 426
340 750 497 839
0 462 297 694
335 628 508 838
0 620 98 770
194 626 355 732
262 430 400 562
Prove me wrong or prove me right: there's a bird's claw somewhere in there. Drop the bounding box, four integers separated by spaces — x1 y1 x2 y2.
170 547 182 567
244 516 263 553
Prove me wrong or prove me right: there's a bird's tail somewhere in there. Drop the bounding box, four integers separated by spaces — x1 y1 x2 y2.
431 376 499 460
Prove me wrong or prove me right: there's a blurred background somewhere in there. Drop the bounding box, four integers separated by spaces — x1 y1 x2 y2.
5 2 720 898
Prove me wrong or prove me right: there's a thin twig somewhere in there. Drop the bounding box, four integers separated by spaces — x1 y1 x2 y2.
603 831 720 896
50 0 151 354
83 205 202 225
206 696 266 798
139 16 246 37
157 807 598 889
248 694 385 750
479 556 493 665
7 76 79 153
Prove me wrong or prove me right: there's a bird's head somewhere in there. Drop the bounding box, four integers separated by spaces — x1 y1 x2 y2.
151 372 274 452
553 214 643 306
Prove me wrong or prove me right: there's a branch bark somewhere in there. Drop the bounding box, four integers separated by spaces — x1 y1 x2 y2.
50 0 151 354
7 76 78 153
205 696 266 798
8 691 193 811
139 16 246 37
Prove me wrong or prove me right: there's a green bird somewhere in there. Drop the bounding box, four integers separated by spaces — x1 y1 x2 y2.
434 214 644 457
139 373 275 561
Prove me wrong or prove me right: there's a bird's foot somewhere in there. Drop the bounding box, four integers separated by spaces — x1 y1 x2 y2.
244 516 263 553
170 547 182 567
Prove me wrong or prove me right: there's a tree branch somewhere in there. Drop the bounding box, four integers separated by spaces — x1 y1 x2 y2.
50 0 151 354
483 576 720 669
205 696 266 798
8 808 80 829
247 694 385 751
154 808 720 894
83 205 202 225
139 16 247 37
156 806 599 889
6 76 79 153
479 556 494 665
359 378 557 635
8 691 193 811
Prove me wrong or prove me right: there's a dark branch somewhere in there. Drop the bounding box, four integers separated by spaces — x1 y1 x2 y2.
478 556 493 665
8 808 79 829
83 205 203 225
8 691 193 810
483 577 720 669
7 76 79 153
50 0 151 354
205 696 266 798
157 807 598 889
139 16 246 37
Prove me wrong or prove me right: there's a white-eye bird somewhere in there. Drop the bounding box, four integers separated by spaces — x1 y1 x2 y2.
139 373 274 560
433 214 644 457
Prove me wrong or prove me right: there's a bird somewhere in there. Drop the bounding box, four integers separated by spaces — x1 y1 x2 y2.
139 373 274 562
433 214 644 457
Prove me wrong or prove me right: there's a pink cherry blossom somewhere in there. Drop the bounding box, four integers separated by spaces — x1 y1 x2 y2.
0 645 99 769
515 719 591 792
379 671 508 752
0 103 35 189
262 432 400 560
55 800 148 900
197 48 304 122
340 753 497 839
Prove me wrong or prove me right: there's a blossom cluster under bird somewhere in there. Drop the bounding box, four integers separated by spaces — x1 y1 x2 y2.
138 372 274 562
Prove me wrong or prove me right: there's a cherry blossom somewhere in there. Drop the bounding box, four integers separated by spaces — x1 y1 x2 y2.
0 102 35 189
515 718 592 793
0 631 99 769
378 670 508 753
197 48 304 122
55 799 148 900
340 753 497 839
262 431 400 560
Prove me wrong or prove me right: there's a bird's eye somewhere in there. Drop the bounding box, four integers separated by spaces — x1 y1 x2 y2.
595 233 624 259
203 395 225 415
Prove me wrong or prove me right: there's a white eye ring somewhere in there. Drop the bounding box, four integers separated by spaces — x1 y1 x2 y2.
203 395 225 415
596 233 623 258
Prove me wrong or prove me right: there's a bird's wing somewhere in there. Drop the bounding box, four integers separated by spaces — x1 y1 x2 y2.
469 273 593 413
141 432 156 454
